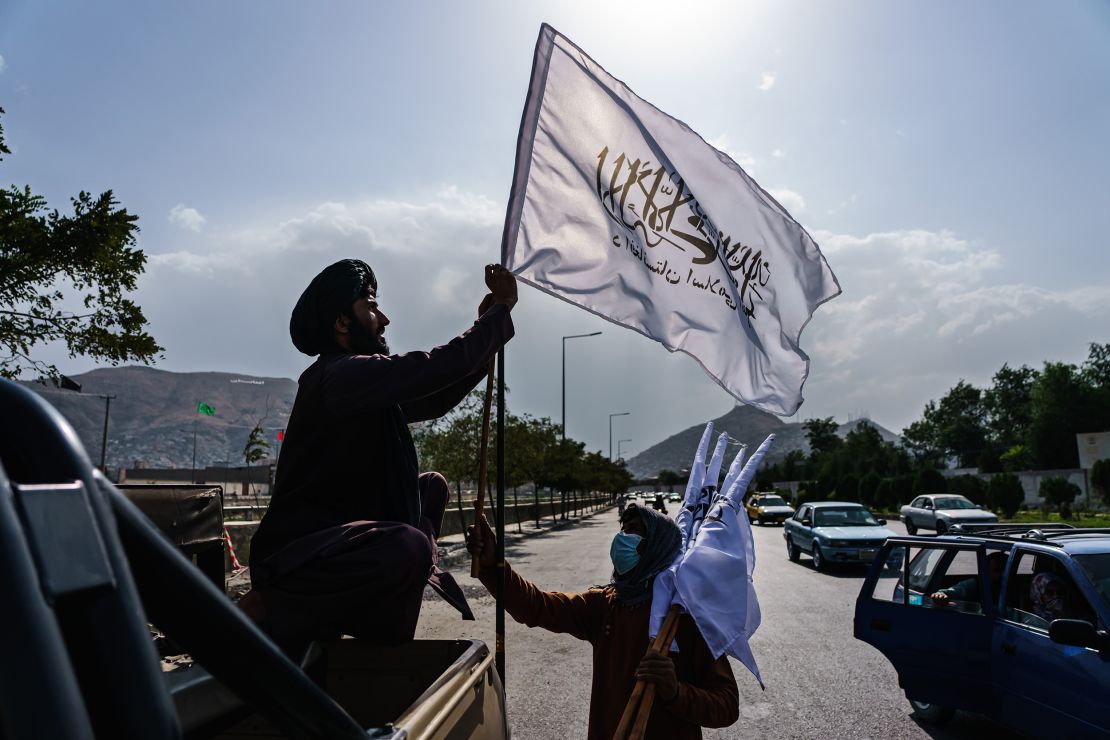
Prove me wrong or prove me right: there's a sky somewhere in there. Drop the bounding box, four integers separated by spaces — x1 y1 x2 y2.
3 1 1109 460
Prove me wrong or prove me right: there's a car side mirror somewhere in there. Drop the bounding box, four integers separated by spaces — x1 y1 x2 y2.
878 518 887 525
802 518 812 526
1049 619 1109 651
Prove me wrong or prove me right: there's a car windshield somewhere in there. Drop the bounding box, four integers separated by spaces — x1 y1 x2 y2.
1074 553 1110 613
759 496 787 507
813 507 880 527
933 496 978 510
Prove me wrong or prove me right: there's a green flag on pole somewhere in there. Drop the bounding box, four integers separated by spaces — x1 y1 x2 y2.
197 402 215 416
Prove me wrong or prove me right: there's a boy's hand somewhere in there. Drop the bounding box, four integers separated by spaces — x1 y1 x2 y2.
466 513 497 571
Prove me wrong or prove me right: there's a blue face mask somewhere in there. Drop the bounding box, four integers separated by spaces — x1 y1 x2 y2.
610 531 643 575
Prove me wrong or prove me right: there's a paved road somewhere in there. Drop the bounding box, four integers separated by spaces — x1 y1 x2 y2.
416 508 1019 739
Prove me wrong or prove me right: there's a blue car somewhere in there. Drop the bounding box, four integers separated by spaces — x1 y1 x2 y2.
783 501 897 571
855 524 1110 737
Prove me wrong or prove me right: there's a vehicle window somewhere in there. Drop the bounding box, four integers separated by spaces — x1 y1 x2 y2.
1074 554 1110 616
1004 552 1100 631
796 506 810 522
760 496 787 507
871 545 910 603
813 506 879 527
934 496 976 510
910 497 923 508
928 550 988 615
906 547 947 604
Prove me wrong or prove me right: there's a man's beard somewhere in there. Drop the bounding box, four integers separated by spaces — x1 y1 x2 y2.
347 318 390 355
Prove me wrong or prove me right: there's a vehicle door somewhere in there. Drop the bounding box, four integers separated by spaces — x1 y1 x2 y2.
992 548 1110 738
855 539 997 713
916 498 935 529
904 497 923 525
789 505 814 552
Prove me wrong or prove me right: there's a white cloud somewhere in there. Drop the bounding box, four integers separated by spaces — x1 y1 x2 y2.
125 189 1110 444
707 134 756 173
757 72 775 91
771 148 786 159
768 188 805 213
798 228 1110 429
168 204 207 231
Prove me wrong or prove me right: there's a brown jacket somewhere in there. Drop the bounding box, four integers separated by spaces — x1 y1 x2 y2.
481 563 739 740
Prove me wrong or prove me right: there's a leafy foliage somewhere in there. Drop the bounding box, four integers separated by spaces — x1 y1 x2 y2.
1039 476 1081 515
242 425 272 466
988 473 1025 518
1091 459 1110 509
0 108 161 380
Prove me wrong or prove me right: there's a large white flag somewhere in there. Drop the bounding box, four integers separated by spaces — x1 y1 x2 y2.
502 24 841 415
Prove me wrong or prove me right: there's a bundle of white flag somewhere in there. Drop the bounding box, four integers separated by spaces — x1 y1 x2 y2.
650 422 774 687
501 24 840 416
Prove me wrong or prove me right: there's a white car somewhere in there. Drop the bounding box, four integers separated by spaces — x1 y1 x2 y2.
899 494 999 535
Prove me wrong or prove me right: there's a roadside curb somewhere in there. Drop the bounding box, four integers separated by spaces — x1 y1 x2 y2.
438 504 615 569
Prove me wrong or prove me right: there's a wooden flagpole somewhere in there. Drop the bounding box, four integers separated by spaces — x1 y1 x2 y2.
495 347 507 682
612 604 681 740
470 363 496 578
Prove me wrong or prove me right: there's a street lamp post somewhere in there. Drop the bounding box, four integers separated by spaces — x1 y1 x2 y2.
561 332 602 440
609 412 630 461
618 438 632 461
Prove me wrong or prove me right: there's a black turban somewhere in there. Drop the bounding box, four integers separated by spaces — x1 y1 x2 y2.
289 259 377 356
613 503 682 605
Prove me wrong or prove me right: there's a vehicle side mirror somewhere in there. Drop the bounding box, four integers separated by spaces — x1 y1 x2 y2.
1049 619 1109 651
878 518 887 525
802 518 812 526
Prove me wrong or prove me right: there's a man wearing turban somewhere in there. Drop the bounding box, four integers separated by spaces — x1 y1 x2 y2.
467 504 739 740
244 260 516 656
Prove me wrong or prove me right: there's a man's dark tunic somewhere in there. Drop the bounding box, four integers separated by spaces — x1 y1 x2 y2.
249 304 513 650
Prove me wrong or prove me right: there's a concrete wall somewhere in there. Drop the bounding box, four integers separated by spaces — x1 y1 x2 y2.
225 493 612 570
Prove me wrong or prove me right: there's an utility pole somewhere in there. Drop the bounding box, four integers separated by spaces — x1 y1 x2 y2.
99 394 116 473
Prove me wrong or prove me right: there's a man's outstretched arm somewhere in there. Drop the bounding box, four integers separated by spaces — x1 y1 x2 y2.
467 514 600 643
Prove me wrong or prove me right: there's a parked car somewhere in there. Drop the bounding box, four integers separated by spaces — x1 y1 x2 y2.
900 494 998 535
667 492 682 503
745 493 795 525
854 524 1110 737
784 501 897 571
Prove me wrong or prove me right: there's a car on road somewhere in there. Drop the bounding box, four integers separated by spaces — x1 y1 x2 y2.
745 493 795 525
855 524 1110 737
900 494 998 535
667 492 682 503
650 493 668 514
784 501 896 571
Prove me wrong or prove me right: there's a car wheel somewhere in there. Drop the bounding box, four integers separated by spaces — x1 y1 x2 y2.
812 543 827 572
936 520 948 536
786 536 800 562
756 518 764 526
905 519 917 536
908 696 955 725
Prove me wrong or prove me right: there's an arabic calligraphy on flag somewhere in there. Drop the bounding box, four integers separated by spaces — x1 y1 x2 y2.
501 24 841 415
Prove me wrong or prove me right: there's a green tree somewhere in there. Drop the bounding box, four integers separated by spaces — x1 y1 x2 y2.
837 474 860 502
1039 476 1081 516
804 417 841 455
947 474 988 505
1027 362 1101 469
913 468 947 496
656 469 684 492
243 425 272 466
988 472 1025 518
858 472 881 507
0 108 161 380
1091 459 1110 510
874 478 894 511
983 363 1039 451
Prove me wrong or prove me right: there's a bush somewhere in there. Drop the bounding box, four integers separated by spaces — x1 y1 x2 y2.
1040 476 1081 514
892 474 915 508
989 473 1025 519
947 474 989 505
913 468 947 496
859 472 881 508
1092 458 1110 509
838 474 860 502
874 479 894 511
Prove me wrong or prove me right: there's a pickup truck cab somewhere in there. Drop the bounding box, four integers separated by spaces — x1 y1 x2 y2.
854 524 1110 738
1 379 508 740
